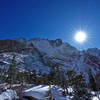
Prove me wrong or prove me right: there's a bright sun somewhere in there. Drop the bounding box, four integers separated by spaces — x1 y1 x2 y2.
74 31 87 43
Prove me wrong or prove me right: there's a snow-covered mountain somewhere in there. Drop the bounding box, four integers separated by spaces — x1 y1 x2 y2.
0 38 100 84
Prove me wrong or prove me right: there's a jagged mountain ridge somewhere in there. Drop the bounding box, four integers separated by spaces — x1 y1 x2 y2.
0 38 100 84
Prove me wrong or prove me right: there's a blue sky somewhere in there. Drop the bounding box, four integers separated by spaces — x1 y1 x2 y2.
0 0 100 49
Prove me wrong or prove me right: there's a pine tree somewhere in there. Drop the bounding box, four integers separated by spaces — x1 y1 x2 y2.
45 85 53 100
30 70 37 84
88 69 96 91
7 55 17 84
48 66 56 85
66 70 86 88
0 68 7 83
72 88 92 100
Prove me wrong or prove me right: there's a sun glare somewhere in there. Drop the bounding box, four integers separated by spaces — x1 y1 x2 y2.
74 31 87 43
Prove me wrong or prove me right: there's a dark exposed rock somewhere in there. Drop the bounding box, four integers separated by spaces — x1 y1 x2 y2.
0 39 26 53
49 38 62 47
22 96 38 100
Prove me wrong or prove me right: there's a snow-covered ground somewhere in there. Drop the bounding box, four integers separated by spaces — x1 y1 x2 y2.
23 85 67 100
0 85 100 100
0 89 18 100
24 85 49 99
23 85 100 100
51 86 67 100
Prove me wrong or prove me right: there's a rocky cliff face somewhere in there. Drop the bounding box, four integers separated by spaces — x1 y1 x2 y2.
0 38 100 84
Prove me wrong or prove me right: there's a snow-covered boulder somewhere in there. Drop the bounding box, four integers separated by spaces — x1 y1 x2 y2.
0 89 18 100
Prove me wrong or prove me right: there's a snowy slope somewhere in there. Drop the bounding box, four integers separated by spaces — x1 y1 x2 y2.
23 85 66 100
24 85 49 99
0 89 18 100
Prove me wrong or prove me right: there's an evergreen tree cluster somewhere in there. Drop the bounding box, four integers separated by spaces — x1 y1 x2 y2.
66 70 86 88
